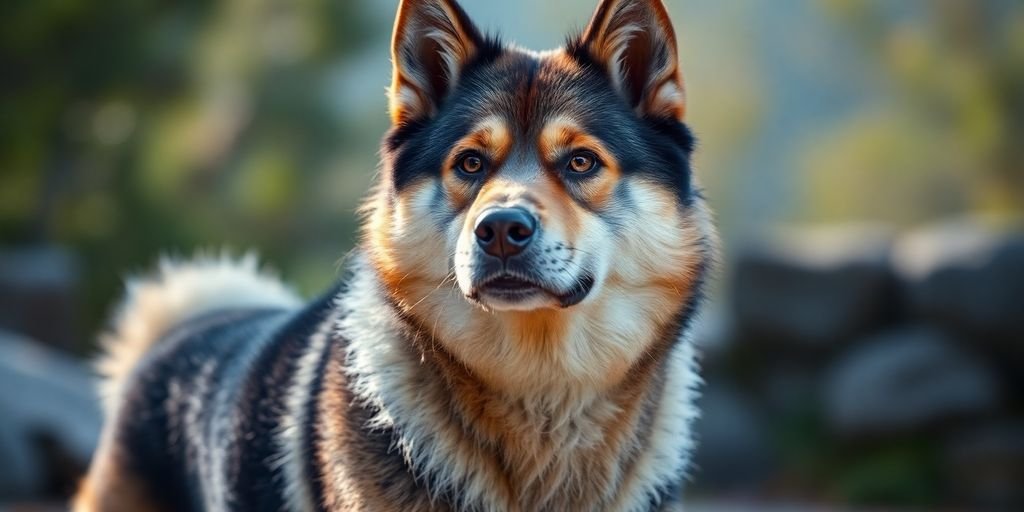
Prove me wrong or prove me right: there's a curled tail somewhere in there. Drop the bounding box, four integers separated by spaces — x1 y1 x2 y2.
96 252 300 411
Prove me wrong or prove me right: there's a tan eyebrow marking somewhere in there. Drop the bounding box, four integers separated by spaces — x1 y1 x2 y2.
444 115 512 170
537 115 618 171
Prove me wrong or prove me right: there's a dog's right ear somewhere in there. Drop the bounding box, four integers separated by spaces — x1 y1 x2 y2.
389 0 483 126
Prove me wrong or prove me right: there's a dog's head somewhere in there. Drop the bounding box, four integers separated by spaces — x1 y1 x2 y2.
364 0 714 390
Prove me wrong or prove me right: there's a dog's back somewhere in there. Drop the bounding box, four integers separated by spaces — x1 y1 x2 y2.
75 256 325 511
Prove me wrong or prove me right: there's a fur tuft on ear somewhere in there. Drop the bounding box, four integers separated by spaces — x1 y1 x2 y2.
389 0 484 125
575 0 685 119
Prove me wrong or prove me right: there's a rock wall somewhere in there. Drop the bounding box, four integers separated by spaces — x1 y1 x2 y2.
692 219 1024 509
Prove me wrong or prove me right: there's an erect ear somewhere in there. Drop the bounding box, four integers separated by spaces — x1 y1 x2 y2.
389 0 483 125
579 0 685 119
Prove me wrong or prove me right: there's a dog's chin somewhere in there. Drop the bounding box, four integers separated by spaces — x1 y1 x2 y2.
464 274 596 312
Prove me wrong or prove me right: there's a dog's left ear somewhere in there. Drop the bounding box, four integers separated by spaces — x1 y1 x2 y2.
578 0 685 119
389 0 483 125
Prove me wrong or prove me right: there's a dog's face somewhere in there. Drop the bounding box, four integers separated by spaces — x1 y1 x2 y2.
364 0 713 389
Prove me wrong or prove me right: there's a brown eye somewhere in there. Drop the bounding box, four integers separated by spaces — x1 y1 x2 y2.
457 153 484 174
567 151 598 173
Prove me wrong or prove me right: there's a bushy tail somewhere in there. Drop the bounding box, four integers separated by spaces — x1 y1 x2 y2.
96 252 300 412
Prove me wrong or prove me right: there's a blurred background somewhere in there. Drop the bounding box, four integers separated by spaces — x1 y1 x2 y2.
1 0 1022 509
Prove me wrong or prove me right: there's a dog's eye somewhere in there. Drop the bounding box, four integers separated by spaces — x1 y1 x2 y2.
457 153 485 175
567 151 599 174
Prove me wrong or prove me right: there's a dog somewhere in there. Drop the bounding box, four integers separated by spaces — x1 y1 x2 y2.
74 0 716 510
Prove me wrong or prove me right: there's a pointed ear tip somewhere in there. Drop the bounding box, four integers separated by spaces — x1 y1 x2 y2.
393 0 441 20
397 0 464 11
585 0 679 34
394 0 412 13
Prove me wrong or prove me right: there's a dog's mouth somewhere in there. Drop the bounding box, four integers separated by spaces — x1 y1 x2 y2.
471 273 595 309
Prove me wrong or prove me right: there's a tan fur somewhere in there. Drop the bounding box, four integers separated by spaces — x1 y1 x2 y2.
365 181 453 310
74 474 164 512
368 173 710 394
73 430 166 512
337 255 706 510
406 315 676 511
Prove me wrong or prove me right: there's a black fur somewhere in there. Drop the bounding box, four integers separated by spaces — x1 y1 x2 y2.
112 288 341 511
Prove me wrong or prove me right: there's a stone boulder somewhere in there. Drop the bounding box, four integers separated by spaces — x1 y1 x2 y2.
0 330 101 500
692 384 775 490
824 327 1000 436
893 219 1024 352
732 224 898 350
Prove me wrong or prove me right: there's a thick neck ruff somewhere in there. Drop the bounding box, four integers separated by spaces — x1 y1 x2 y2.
337 256 702 511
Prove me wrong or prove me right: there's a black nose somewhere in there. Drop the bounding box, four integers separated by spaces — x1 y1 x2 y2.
474 207 537 260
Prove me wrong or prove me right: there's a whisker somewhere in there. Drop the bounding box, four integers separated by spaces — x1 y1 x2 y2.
564 245 597 258
403 249 461 315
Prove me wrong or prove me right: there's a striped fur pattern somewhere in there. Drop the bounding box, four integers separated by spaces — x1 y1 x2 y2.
93 253 300 413
75 1 716 511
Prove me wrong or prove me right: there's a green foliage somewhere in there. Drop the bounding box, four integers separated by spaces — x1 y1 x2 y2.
803 0 1024 224
0 0 373 347
832 440 941 507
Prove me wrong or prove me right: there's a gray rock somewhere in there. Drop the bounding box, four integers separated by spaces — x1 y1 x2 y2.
893 219 1024 349
824 327 1000 435
692 384 775 490
761 362 822 414
732 224 897 348
0 330 101 500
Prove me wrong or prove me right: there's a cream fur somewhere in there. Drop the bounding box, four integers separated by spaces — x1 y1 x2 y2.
341 256 703 511
95 252 300 412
